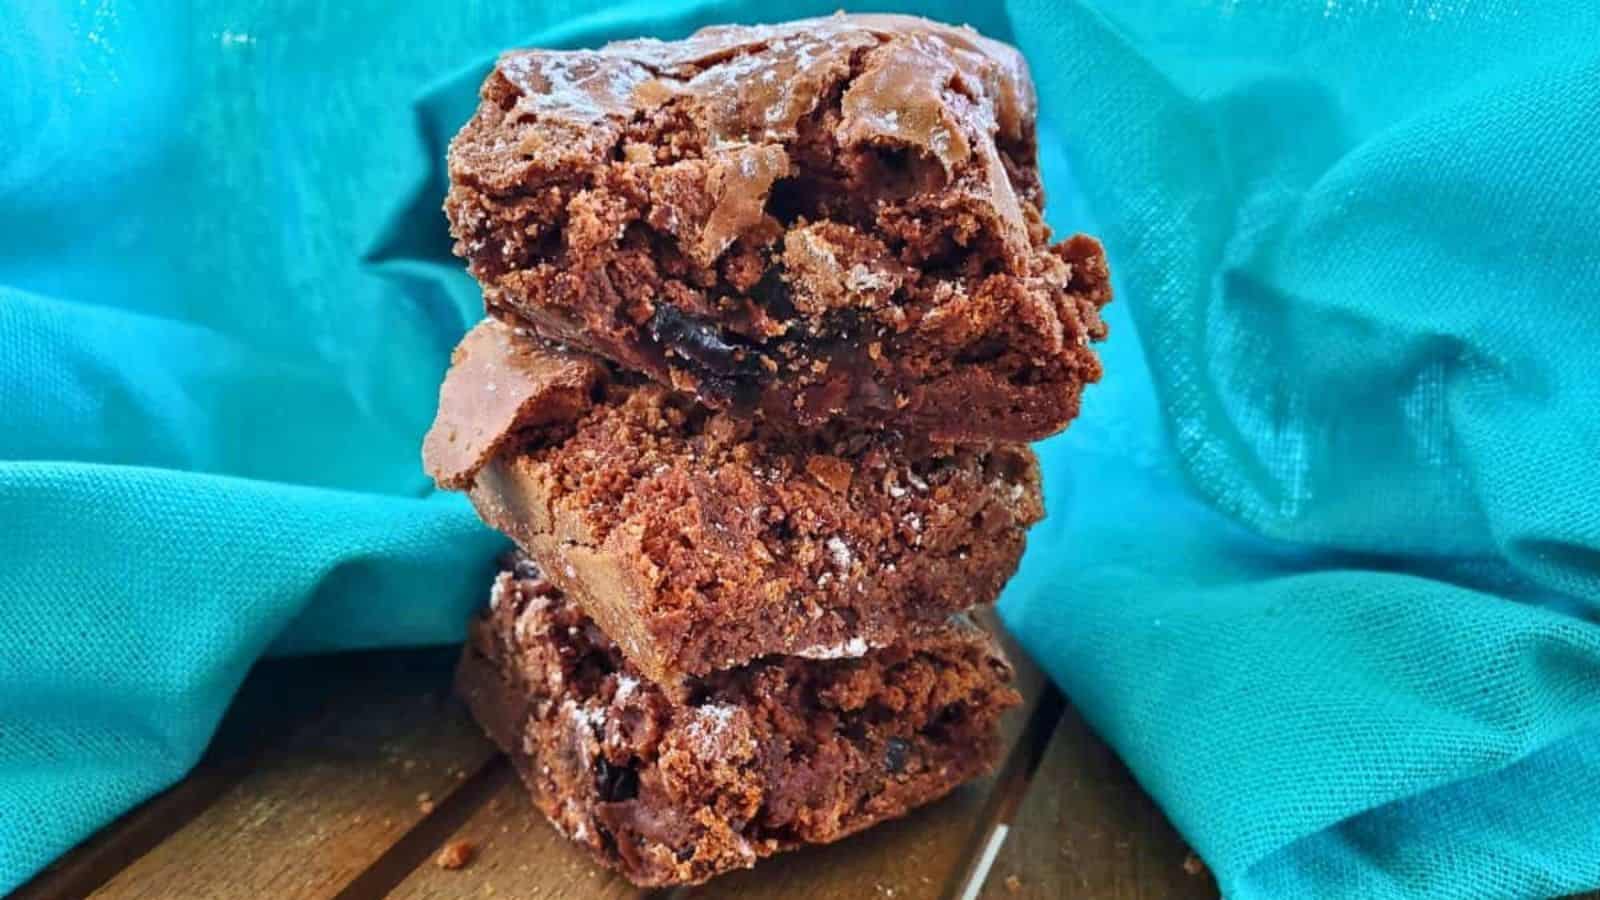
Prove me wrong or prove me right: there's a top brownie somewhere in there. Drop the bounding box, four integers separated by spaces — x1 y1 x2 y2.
446 14 1110 442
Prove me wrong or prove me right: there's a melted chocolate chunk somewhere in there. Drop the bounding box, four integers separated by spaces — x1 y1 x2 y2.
597 757 640 802
752 267 796 321
648 305 760 376
697 372 761 411
884 737 910 774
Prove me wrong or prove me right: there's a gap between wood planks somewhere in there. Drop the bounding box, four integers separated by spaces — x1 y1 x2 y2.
949 686 1066 900
329 755 515 900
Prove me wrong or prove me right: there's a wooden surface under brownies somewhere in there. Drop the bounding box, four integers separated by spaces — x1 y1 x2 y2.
12 613 1218 900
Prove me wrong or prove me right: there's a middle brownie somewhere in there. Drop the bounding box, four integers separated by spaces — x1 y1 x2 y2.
425 319 1043 687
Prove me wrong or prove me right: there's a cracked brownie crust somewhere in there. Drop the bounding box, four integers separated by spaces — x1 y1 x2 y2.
458 556 1018 886
425 320 1044 687
445 14 1110 442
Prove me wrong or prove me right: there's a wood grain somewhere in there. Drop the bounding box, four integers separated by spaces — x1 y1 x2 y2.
11 650 452 900
85 650 499 900
385 763 644 900
976 703 1217 900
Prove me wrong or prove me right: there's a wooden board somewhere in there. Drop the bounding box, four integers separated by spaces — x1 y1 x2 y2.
85 650 500 900
977 703 1214 900
384 763 641 900
12 626 1210 900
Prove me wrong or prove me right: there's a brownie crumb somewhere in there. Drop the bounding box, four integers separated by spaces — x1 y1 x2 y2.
436 840 476 870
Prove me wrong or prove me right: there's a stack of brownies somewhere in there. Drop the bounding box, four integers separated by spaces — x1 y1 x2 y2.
421 13 1110 887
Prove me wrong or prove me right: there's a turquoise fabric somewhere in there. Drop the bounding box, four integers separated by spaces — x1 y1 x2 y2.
3 1 1598 896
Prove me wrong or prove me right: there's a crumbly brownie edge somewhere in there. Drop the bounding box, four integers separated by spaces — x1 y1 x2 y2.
456 564 1018 887
436 319 1046 685
473 411 1042 685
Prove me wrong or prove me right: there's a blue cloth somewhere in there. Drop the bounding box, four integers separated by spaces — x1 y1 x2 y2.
3 1 1598 896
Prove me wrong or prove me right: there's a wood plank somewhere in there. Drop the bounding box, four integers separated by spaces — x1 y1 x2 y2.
976 702 1217 900
11 650 442 900
85 649 499 900
385 763 644 900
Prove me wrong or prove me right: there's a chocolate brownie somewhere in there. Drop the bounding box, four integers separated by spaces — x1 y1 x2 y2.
445 13 1110 442
424 319 1044 687
457 556 1019 886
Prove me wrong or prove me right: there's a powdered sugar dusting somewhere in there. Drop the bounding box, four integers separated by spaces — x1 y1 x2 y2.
681 702 743 755
557 798 592 843
563 698 607 736
731 833 758 864
846 263 894 294
826 536 853 572
614 674 639 703
793 636 872 659
697 703 737 728
499 52 651 123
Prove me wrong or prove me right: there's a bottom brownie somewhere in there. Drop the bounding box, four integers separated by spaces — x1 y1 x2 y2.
456 555 1019 886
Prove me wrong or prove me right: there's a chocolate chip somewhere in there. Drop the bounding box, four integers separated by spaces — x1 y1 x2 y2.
876 146 913 175
764 177 813 225
752 266 796 320
698 372 761 412
885 737 911 774
648 305 755 376
596 757 639 802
